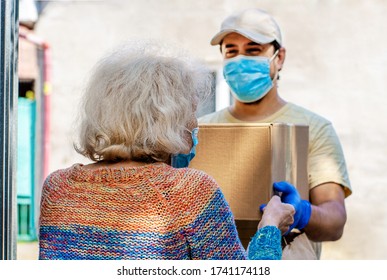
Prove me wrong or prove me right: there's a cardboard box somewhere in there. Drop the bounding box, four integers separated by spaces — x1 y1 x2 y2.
189 123 309 247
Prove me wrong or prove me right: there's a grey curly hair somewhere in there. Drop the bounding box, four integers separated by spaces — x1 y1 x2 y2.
74 40 212 163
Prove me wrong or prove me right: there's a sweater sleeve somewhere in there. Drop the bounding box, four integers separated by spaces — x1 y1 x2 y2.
175 169 282 260
247 226 282 260
182 188 248 260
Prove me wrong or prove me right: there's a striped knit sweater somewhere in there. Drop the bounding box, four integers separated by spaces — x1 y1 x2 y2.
39 163 281 260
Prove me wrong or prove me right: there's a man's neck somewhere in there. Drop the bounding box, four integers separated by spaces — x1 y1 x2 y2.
228 89 287 121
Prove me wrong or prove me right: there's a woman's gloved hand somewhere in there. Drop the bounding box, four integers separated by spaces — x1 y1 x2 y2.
273 181 312 233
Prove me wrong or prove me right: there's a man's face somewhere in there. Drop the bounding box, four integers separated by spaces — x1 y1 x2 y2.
221 32 285 83
221 32 276 59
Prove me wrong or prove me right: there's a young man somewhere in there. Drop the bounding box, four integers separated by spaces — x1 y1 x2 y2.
199 8 352 259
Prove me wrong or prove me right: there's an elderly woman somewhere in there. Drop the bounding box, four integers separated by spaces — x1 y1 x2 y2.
38 41 295 260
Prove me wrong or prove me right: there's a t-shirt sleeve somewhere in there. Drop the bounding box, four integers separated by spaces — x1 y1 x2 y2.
308 121 352 197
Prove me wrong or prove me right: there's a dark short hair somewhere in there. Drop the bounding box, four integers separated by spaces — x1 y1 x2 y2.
272 40 281 52
219 39 282 54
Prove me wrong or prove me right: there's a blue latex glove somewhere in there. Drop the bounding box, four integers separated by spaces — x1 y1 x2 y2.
273 181 312 232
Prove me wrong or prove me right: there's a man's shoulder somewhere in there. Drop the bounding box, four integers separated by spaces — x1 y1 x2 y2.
283 103 331 126
198 108 229 123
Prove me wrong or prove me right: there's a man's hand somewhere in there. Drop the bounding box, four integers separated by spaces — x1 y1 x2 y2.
273 181 312 232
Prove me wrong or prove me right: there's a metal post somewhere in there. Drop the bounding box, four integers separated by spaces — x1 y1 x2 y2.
0 0 19 260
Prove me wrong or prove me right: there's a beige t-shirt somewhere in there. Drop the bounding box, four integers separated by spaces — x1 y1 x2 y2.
199 102 352 259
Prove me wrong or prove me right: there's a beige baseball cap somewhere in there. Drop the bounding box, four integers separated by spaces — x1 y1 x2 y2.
210 8 282 46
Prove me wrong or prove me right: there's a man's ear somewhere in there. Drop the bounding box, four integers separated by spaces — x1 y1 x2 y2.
277 47 286 71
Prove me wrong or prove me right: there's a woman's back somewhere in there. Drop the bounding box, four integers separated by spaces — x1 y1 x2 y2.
39 163 247 260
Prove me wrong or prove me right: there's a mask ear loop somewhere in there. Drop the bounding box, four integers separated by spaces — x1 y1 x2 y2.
190 127 199 146
270 50 280 82
183 127 199 147
270 49 280 62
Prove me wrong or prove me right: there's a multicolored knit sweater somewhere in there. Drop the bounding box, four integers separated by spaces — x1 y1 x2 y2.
39 163 281 260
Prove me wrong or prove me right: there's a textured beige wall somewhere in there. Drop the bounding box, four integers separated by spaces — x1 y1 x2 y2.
34 0 387 259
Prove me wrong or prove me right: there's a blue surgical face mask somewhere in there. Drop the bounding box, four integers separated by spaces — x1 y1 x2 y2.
223 51 279 103
171 127 199 168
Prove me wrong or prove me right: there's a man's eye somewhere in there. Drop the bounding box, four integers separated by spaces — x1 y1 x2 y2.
225 49 238 58
226 49 237 54
246 49 261 54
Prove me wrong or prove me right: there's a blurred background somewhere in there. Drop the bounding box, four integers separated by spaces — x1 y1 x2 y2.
16 0 387 260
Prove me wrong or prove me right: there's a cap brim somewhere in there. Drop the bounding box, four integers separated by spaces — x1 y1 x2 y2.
210 29 275 46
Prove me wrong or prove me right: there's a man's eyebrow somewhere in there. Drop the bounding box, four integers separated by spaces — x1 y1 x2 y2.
224 41 262 49
247 42 261 47
224 43 237 48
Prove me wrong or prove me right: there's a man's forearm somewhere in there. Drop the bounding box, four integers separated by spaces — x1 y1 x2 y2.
304 200 347 241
